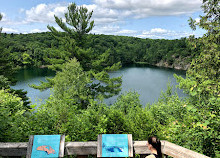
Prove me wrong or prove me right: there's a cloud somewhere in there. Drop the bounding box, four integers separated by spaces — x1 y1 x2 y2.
94 0 202 18
24 3 122 25
30 29 44 33
1 0 204 38
82 4 120 25
92 25 120 34
92 24 138 36
24 3 120 26
195 18 200 24
150 28 168 34
2 27 19 33
116 29 138 34
137 28 195 39
25 3 67 23
0 12 27 25
22 0 203 32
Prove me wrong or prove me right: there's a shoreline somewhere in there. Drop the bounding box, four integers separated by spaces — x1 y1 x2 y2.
135 61 190 71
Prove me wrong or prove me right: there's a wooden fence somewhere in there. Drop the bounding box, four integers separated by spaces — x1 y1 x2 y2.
0 140 210 158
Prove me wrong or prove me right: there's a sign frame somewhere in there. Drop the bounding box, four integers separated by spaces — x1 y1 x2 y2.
26 135 65 158
97 134 133 157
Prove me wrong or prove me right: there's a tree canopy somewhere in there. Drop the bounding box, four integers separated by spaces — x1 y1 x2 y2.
32 3 122 108
0 13 2 33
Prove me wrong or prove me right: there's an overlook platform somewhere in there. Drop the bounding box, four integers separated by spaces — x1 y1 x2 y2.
0 140 209 158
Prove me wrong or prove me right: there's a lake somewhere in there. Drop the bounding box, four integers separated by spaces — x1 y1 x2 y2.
11 67 55 105
11 65 186 106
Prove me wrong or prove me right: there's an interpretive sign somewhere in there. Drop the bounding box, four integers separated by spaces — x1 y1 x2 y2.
97 134 133 157
26 135 65 158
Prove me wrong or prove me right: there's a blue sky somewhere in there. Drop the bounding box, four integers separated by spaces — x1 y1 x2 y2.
0 0 206 39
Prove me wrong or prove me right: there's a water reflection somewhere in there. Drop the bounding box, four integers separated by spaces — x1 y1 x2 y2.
11 65 186 106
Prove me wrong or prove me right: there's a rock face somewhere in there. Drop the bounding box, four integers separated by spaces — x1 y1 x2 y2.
155 58 191 70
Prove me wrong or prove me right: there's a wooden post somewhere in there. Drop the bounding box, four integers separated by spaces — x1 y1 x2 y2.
128 134 133 157
97 135 102 158
59 135 65 157
26 135 34 158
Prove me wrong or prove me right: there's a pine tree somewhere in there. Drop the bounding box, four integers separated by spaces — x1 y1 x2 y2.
48 3 94 47
32 3 122 106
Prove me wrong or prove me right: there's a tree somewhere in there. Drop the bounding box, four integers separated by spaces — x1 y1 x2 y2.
174 0 220 156
0 13 2 33
0 89 26 141
177 0 220 104
0 13 15 81
48 3 94 47
52 58 91 109
47 2 95 70
0 14 30 107
32 3 122 108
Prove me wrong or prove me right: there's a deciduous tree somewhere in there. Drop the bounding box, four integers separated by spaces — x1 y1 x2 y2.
174 0 220 156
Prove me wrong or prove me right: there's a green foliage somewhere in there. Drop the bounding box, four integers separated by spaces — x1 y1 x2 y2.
53 58 91 109
112 92 160 140
59 101 108 141
175 0 220 108
164 1 220 157
22 52 33 66
33 3 122 105
0 89 26 141
0 14 30 107
0 90 160 143
0 13 2 33
147 83 219 157
86 35 196 67
0 35 16 81
0 31 198 74
45 91 158 141
0 75 11 89
0 31 198 71
30 77 54 91
43 47 71 71
48 3 94 47
160 97 220 157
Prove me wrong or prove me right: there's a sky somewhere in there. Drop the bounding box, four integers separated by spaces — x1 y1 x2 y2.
0 0 206 39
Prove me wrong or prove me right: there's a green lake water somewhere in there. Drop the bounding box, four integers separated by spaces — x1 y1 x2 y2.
11 65 186 106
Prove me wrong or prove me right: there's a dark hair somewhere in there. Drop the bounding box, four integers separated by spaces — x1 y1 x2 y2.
148 136 162 158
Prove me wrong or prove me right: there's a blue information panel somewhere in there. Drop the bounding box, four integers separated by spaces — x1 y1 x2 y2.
31 135 61 158
102 134 129 157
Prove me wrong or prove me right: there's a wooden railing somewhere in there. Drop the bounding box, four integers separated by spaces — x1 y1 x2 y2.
0 140 210 158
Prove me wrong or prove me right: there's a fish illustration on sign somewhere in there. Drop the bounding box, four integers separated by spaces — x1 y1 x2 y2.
37 145 55 155
103 143 124 152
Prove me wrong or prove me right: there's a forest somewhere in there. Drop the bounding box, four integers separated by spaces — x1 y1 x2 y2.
0 0 219 157
1 32 199 69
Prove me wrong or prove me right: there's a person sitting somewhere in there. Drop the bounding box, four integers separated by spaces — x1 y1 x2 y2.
146 136 162 158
